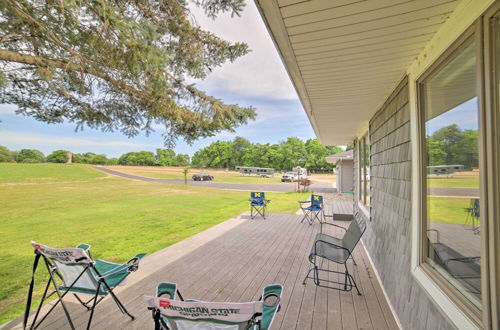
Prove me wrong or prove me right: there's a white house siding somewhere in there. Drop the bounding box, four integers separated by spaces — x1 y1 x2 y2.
353 77 453 329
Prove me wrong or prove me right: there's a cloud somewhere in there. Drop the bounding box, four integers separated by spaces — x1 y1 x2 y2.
0 131 155 149
187 2 298 100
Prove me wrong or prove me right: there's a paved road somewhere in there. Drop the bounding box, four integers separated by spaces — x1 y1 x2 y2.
94 166 335 193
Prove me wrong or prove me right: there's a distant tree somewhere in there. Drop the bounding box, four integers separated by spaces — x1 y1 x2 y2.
88 154 108 165
304 138 336 171
232 136 251 165
0 145 14 162
72 152 97 164
430 124 478 169
15 149 44 163
174 154 190 166
156 149 176 166
279 137 306 171
0 0 254 146
106 158 119 165
118 151 156 166
46 150 69 163
426 136 447 166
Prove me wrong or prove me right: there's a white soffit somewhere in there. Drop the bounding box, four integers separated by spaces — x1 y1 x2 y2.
255 0 460 145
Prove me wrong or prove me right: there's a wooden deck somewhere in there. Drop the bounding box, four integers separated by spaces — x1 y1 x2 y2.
324 193 354 220
10 212 398 330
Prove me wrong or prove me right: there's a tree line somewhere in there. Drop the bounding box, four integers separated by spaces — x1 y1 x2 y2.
426 124 478 169
0 137 343 171
191 137 343 171
0 147 190 167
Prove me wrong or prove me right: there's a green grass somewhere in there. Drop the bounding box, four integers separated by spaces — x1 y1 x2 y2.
112 167 284 184
0 164 308 324
427 197 476 225
427 176 479 188
0 163 106 183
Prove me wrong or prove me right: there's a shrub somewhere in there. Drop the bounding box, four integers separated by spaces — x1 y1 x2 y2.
46 150 69 163
16 149 45 163
0 145 14 162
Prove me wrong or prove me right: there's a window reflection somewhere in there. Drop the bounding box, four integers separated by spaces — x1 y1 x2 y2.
422 39 482 308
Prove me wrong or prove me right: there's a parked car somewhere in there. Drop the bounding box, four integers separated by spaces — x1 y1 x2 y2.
281 172 298 182
192 172 214 181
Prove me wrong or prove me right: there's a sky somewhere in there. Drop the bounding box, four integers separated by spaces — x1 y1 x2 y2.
0 2 315 158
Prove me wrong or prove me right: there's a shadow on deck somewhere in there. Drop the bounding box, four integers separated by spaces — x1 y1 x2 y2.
9 212 397 330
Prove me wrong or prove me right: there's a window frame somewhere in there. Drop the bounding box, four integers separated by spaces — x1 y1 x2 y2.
357 131 370 216
416 22 484 325
410 3 500 325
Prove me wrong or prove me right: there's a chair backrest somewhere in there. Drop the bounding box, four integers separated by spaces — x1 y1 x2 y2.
251 192 265 202
145 297 263 330
311 194 323 207
32 241 99 291
471 198 480 217
341 215 367 253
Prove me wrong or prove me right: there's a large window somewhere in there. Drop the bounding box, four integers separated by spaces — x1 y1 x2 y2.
420 35 482 311
358 134 370 207
412 3 500 328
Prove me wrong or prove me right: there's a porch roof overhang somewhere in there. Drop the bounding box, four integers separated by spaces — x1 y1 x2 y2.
326 150 353 164
254 0 460 145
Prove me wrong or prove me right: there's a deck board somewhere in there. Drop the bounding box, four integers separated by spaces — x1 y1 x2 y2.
12 210 398 330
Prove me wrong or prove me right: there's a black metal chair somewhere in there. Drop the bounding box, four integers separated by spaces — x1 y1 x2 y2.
303 215 366 295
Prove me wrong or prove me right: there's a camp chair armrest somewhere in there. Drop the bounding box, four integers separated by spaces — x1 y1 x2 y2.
126 253 146 272
298 200 310 205
320 222 347 234
265 199 271 203
76 243 91 251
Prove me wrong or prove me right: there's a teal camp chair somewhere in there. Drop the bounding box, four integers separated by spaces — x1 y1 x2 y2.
249 192 270 219
145 282 283 330
24 241 146 330
298 194 325 225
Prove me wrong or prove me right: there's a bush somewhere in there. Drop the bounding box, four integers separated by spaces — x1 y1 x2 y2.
15 149 45 163
46 150 69 163
118 151 156 166
0 145 14 162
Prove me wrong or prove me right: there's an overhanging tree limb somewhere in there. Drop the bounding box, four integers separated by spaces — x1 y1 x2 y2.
0 0 255 145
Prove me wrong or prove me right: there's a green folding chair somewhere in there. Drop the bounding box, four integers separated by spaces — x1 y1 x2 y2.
145 282 283 330
24 241 146 330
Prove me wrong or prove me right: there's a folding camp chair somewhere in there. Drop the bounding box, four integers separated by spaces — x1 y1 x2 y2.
303 216 366 295
249 192 270 219
298 194 325 225
145 282 283 330
464 198 480 233
24 241 146 330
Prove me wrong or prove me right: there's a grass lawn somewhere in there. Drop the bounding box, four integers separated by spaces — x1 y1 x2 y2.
427 197 476 225
106 166 284 184
427 175 479 188
0 165 308 324
0 163 106 183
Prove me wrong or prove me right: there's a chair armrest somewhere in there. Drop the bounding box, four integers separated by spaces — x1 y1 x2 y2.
76 243 92 259
314 238 350 257
127 253 147 272
265 199 271 203
298 200 310 204
76 243 91 251
320 221 347 234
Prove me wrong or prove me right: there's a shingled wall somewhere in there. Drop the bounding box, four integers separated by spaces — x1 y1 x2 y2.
353 77 453 329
